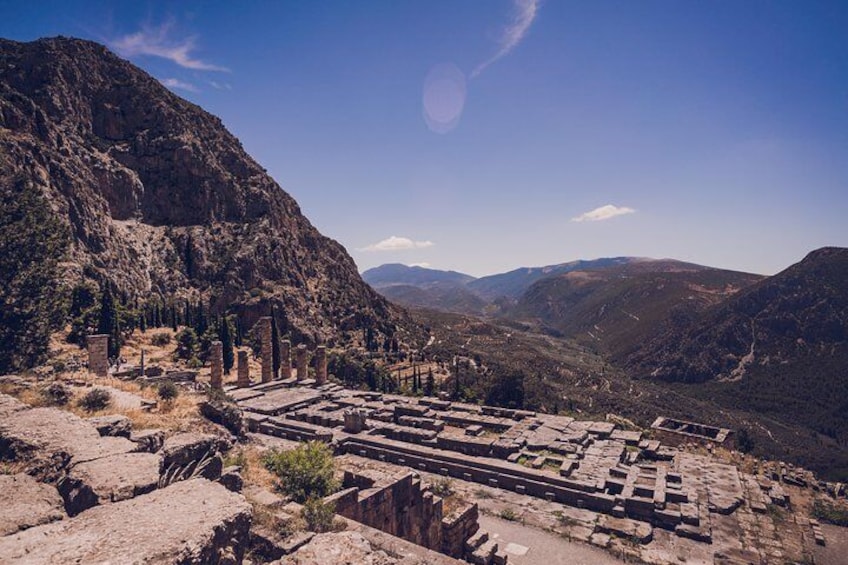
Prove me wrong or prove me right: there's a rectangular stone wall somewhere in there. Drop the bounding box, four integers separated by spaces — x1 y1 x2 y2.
332 471 445 552
87 335 109 378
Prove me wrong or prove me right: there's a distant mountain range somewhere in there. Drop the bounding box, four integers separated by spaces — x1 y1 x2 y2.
362 257 646 315
366 249 848 478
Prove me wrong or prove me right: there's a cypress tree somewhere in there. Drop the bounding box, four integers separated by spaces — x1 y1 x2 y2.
97 282 121 359
220 315 234 374
234 316 243 348
425 368 435 397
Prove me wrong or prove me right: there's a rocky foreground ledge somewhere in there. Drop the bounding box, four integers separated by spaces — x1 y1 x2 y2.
0 392 252 563
0 479 251 563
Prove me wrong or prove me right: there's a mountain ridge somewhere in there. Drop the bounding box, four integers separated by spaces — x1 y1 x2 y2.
0 36 397 343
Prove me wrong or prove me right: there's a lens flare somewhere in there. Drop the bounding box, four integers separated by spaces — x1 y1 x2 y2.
422 63 467 134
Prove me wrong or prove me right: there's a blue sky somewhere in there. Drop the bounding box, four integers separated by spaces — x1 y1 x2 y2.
3 1 848 276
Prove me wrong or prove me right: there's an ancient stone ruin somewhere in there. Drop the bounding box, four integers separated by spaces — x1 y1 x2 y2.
237 349 250 388
86 335 108 378
259 316 273 383
296 344 308 381
280 339 291 380
315 345 327 385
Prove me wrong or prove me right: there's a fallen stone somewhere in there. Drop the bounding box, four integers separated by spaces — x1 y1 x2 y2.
0 404 136 481
200 398 245 437
160 432 224 483
57 452 161 516
0 479 252 563
87 414 132 438
129 428 165 453
220 465 244 492
0 474 65 535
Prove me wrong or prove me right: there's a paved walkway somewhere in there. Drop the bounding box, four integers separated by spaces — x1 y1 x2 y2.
479 514 625 565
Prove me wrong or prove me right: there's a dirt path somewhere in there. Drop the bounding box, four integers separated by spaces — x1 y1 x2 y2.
478 514 626 565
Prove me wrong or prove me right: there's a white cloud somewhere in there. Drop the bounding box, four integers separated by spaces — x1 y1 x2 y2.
110 20 228 71
408 262 431 268
472 0 539 78
571 204 636 223
209 80 232 91
359 236 435 252
160 77 198 92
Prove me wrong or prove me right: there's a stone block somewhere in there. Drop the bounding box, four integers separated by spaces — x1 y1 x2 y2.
0 479 251 563
0 474 65 535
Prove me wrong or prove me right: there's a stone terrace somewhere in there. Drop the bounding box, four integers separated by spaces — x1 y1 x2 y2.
235 381 834 564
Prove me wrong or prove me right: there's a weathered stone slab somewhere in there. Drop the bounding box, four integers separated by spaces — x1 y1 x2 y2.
238 387 322 416
0 405 136 480
87 414 132 438
129 428 165 453
160 433 224 482
0 474 65 535
0 479 251 563
58 452 161 515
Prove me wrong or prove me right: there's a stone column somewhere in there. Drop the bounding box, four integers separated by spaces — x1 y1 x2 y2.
280 339 291 380
343 409 367 433
87 334 109 378
259 317 272 383
315 346 327 385
237 350 250 387
210 340 223 390
296 344 308 381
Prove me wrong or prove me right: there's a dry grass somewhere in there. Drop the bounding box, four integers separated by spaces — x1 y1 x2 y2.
228 444 279 491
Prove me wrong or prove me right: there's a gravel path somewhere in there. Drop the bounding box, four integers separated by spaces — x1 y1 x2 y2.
479 514 626 565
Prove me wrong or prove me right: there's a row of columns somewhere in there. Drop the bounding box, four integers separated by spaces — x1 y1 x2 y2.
227 316 327 389
88 317 329 392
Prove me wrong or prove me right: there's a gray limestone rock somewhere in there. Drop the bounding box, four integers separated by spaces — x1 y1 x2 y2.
0 474 66 535
57 452 161 516
161 432 224 483
129 428 165 453
0 403 136 481
87 414 132 437
0 479 252 564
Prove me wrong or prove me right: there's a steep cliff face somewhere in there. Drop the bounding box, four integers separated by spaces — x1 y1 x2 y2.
0 37 395 339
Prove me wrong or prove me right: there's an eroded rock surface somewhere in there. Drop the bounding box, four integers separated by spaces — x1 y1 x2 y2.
0 479 252 564
58 452 161 515
0 474 65 535
0 403 135 480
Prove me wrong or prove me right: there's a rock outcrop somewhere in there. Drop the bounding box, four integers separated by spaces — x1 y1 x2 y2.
0 36 397 341
0 479 252 564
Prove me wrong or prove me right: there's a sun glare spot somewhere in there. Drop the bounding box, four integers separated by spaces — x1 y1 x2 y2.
422 63 467 134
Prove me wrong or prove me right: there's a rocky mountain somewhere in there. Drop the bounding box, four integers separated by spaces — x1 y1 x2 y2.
0 37 396 344
630 247 848 383
372 283 489 316
361 263 474 287
361 264 484 315
629 247 848 461
467 257 640 300
508 259 762 359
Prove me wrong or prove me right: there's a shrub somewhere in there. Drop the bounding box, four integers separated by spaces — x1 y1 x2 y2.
262 441 338 503
174 328 198 361
302 497 336 533
432 477 454 497
151 332 171 346
157 381 179 402
812 498 848 527
41 382 71 405
78 388 111 412
499 508 518 521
